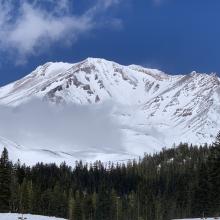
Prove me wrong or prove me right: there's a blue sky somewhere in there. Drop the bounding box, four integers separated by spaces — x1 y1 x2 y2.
0 0 220 86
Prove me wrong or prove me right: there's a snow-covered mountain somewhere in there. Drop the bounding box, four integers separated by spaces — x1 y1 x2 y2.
0 58 220 164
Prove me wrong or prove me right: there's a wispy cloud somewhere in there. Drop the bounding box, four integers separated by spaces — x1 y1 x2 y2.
0 0 122 64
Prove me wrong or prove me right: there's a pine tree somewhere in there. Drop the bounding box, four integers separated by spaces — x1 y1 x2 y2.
96 185 111 220
193 162 210 217
83 194 95 220
10 164 19 212
110 190 117 220
68 197 75 220
71 191 83 220
19 178 33 213
207 132 220 216
51 183 68 218
0 148 11 212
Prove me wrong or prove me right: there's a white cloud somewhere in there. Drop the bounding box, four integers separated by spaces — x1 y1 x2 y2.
0 100 123 158
0 0 122 64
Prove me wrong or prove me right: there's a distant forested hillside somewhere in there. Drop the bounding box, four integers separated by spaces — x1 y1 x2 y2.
1 136 220 220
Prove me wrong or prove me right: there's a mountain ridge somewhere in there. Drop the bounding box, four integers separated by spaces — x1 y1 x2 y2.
0 57 219 165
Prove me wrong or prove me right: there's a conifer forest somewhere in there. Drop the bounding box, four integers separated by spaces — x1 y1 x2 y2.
1 135 220 220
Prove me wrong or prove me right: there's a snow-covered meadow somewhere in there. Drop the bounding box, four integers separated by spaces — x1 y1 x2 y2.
0 213 66 220
1 214 219 220
174 218 219 220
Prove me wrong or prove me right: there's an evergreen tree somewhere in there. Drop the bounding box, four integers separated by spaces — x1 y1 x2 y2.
0 148 11 212
83 194 95 220
10 164 19 212
71 191 83 220
19 178 33 213
109 190 118 220
96 185 111 220
68 197 75 220
207 132 220 216
193 162 210 217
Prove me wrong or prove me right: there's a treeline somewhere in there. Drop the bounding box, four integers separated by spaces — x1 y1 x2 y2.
0 136 220 220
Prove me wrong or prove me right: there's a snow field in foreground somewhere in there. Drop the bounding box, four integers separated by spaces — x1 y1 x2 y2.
0 213 66 220
174 218 219 220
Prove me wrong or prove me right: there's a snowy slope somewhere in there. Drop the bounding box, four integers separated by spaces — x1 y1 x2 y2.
0 58 220 164
0 213 66 220
0 58 169 105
